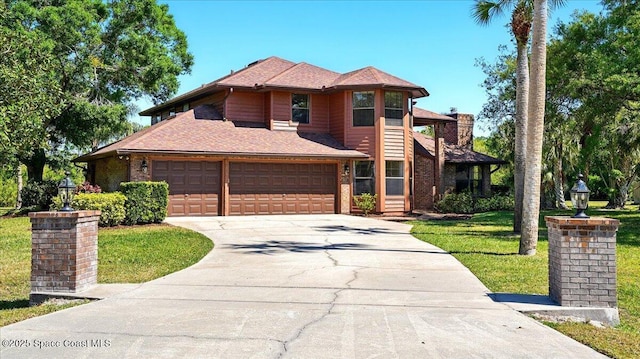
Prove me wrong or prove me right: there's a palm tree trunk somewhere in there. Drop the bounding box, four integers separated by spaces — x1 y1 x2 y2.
520 0 548 256
16 165 23 209
513 40 529 234
554 157 568 209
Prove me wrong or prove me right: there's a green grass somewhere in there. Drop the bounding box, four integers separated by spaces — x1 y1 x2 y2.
0 215 213 327
410 203 640 359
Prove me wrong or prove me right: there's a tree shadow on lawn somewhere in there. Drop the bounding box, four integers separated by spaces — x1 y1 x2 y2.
0 299 29 310
448 250 520 256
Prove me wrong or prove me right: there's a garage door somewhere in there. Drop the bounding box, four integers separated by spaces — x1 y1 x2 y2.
229 162 336 215
152 160 221 216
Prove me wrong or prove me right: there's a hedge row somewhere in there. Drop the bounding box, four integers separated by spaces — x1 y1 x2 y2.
50 181 168 227
435 192 515 214
52 192 126 226
120 181 168 225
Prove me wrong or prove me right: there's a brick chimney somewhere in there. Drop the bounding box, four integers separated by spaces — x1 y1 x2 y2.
443 110 474 150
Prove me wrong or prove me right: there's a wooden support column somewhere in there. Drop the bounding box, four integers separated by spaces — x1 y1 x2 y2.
221 159 230 216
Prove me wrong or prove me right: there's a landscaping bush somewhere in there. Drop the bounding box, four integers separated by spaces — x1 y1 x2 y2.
435 192 514 214
20 180 58 211
120 181 168 225
353 193 377 216
51 192 126 226
435 191 474 214
75 181 102 194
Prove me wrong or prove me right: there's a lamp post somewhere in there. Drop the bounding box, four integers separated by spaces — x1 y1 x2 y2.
570 174 590 218
58 171 76 212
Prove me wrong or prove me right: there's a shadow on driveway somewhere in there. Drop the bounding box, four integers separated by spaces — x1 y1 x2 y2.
226 240 450 256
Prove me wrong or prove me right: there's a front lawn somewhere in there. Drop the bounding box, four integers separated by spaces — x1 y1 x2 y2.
0 215 213 327
410 204 640 359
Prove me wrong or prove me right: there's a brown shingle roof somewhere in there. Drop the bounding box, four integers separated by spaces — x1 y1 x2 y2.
140 56 428 115
264 62 341 90
413 107 457 122
76 107 368 162
413 132 506 165
216 56 297 87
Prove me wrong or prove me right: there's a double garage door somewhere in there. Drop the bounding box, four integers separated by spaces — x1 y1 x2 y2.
153 160 337 216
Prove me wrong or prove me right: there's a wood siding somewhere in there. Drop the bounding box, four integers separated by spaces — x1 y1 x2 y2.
190 92 225 115
385 196 405 212
297 94 329 133
329 92 345 143
225 91 265 123
264 92 272 124
384 128 404 160
272 91 290 122
346 127 376 156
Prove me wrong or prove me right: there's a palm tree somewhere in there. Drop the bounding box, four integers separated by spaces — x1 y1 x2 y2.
473 0 563 248
473 1 533 234
520 0 548 255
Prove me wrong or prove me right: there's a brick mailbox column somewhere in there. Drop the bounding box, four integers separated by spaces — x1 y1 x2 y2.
545 216 619 308
29 211 101 305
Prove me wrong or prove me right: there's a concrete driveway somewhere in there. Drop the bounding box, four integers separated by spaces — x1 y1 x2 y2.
1 214 606 358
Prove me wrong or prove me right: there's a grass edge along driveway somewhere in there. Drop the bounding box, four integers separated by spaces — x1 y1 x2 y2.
0 215 213 327
410 206 640 359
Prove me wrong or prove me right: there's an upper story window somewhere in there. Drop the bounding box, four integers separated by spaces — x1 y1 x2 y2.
353 91 375 127
385 91 404 127
292 94 310 124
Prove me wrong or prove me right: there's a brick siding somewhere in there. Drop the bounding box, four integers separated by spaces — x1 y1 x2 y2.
414 155 435 210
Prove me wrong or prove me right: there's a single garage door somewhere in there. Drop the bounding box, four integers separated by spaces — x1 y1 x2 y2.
152 160 221 216
229 162 336 215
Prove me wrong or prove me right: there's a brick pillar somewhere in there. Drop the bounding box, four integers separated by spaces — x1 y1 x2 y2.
29 211 101 305
340 160 352 214
545 216 619 308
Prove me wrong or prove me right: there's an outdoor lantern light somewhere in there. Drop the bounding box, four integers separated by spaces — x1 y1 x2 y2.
58 171 75 212
141 158 148 174
570 174 590 218
343 163 350 176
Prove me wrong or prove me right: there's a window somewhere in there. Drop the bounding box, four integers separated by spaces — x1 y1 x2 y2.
182 103 190 112
292 94 310 124
354 161 375 195
353 91 375 126
385 161 404 195
385 91 404 126
455 165 483 195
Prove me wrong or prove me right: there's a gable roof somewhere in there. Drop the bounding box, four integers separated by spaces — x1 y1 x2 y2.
76 106 368 162
140 56 428 116
413 131 506 165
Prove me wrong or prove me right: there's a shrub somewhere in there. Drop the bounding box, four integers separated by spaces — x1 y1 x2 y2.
75 181 102 194
353 193 377 216
0 176 18 207
52 192 126 226
120 181 168 225
435 192 514 214
20 180 58 211
475 194 515 212
435 191 474 214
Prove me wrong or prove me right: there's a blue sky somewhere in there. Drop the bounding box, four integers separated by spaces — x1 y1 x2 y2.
136 0 604 136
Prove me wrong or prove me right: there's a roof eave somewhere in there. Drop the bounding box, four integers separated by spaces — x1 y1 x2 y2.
74 149 369 162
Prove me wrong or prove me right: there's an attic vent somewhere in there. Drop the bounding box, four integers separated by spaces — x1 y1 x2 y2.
246 60 260 67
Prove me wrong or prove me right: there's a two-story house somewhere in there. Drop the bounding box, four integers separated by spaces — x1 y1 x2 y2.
75 56 502 216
